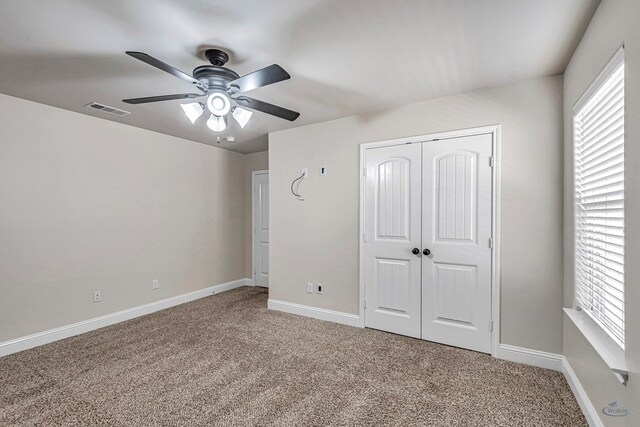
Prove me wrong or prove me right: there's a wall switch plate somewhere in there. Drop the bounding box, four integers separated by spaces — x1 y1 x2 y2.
315 283 324 294
301 168 308 177
306 282 314 293
152 279 159 290
320 165 327 176
93 290 101 303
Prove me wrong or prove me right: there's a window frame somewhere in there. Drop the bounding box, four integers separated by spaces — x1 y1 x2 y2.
566 46 627 385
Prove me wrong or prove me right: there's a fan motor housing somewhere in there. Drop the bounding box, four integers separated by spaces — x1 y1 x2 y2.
193 49 239 91
193 66 239 91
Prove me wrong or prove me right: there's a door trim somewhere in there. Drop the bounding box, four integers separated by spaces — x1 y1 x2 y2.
359 125 502 355
252 170 269 287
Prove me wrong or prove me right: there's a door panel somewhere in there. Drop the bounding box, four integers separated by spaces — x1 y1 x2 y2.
422 134 493 353
364 144 422 338
433 263 476 325
376 258 411 315
377 158 411 239
253 173 269 287
259 243 269 275
436 152 477 242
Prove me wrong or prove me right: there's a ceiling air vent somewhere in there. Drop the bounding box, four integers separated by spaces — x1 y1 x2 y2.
85 102 131 117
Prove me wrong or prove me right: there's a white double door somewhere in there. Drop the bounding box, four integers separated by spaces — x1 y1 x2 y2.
364 133 493 353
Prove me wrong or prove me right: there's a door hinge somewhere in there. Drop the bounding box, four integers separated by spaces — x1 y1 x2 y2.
363 232 367 243
364 299 367 310
489 238 493 249
363 167 367 177
489 156 495 167
490 321 494 332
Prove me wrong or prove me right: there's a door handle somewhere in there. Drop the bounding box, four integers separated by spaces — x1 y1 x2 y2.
412 248 420 255
423 248 431 256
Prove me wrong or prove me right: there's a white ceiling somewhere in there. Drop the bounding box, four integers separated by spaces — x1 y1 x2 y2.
0 0 599 153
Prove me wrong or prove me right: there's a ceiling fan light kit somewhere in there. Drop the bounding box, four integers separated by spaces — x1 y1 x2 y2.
180 102 205 124
207 114 228 132
123 48 300 139
207 92 231 116
231 106 253 128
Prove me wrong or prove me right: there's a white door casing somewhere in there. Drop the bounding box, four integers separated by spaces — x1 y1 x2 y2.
364 143 422 338
421 134 493 353
253 171 269 287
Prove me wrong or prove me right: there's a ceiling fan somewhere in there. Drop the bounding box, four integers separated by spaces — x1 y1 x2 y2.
122 49 299 132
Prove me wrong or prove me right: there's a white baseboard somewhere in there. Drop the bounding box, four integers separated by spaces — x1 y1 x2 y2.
267 299 363 328
494 344 563 371
0 278 253 358
561 357 603 427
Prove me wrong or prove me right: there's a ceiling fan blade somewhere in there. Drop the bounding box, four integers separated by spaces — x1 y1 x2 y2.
234 96 300 121
126 51 206 92
228 64 290 94
123 93 203 104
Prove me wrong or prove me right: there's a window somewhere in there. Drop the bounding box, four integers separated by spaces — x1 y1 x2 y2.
574 48 625 349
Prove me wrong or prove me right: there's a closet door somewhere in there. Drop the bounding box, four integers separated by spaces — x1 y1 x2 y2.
421 134 493 353
364 143 422 338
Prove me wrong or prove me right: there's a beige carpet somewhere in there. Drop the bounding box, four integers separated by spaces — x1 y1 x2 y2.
0 287 585 426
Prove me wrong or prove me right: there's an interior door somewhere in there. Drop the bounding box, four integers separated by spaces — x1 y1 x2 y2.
364 143 422 338
421 133 493 353
253 172 269 287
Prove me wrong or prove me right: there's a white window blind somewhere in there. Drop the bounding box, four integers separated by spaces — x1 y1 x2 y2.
574 48 625 349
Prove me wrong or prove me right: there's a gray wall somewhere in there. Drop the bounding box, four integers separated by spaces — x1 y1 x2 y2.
563 0 639 424
0 94 247 342
269 75 564 353
244 151 269 278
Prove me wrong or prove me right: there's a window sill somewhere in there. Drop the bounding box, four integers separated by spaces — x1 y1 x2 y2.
564 308 628 385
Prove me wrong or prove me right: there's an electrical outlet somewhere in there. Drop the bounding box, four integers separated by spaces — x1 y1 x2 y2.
306 282 314 293
93 290 101 303
315 283 324 294
301 168 308 177
152 279 159 290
